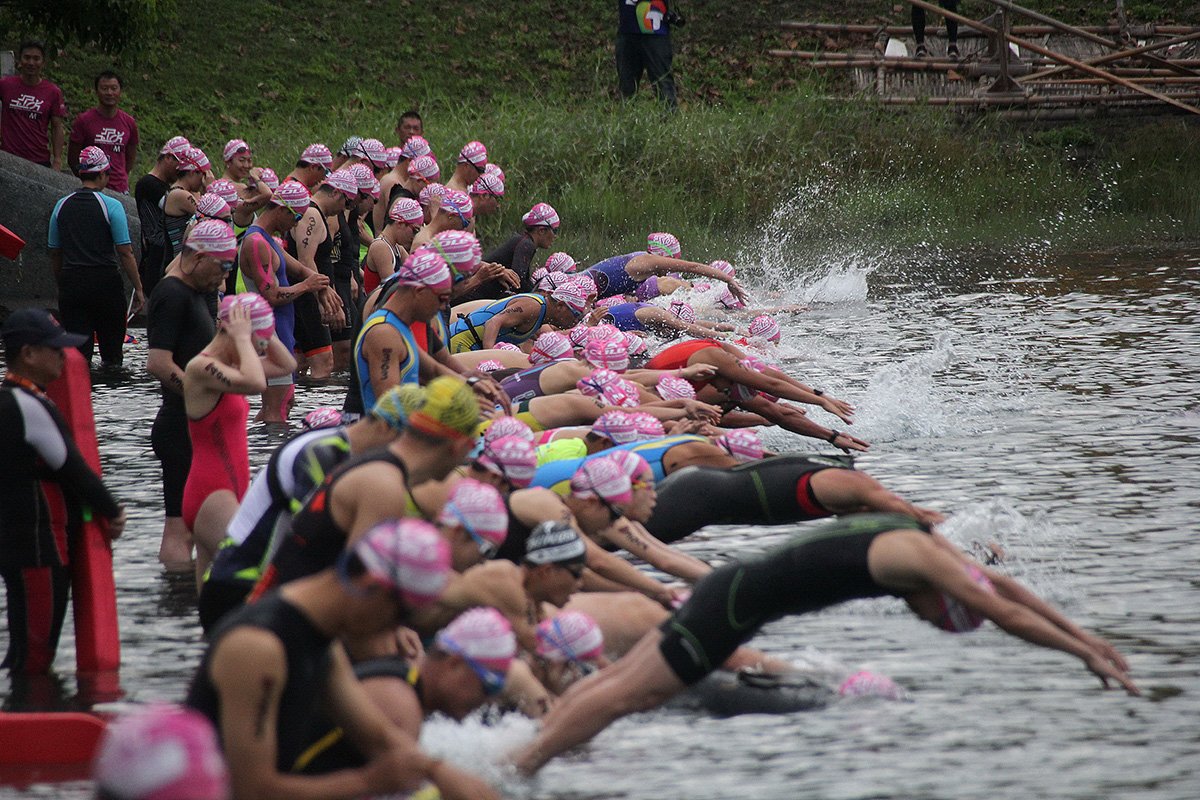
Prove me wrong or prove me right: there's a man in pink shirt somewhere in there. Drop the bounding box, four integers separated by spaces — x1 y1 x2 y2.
69 70 139 193
0 41 67 170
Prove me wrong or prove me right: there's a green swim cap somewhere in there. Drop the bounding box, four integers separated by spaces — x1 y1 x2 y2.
370 384 427 432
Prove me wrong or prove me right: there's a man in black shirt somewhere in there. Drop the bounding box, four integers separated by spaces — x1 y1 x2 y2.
134 137 187 299
470 202 560 301
145 220 233 569
0 309 126 673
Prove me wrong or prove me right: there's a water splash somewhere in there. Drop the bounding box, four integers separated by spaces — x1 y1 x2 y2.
853 331 959 441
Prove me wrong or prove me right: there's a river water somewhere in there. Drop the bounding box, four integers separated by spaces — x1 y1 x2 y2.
3 245 1199 799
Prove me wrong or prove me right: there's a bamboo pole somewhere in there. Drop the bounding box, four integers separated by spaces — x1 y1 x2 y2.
877 91 1200 106
1026 76 1200 85
1020 29 1200 82
780 21 1199 37
907 0 1200 114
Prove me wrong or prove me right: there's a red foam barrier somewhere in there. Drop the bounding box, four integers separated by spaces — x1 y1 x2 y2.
0 223 25 260
0 711 106 767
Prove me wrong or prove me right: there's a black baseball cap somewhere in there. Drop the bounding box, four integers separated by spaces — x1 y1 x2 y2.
2 309 88 349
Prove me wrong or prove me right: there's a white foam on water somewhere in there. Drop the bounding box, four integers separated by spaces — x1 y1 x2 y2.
418 710 536 780
851 331 960 442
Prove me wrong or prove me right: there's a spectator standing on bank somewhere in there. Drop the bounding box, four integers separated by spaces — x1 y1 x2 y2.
616 0 678 109
48 146 145 368
68 71 139 193
395 109 424 145
0 40 67 170
913 1 961 59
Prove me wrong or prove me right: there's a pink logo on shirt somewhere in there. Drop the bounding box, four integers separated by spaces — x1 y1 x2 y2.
10 94 45 115
95 127 126 148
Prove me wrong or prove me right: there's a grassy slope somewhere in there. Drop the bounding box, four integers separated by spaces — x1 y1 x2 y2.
11 1 1200 258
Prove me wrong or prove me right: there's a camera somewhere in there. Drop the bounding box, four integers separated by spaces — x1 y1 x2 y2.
667 10 686 27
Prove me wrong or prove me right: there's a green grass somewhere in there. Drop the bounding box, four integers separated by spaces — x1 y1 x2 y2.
7 0 1200 261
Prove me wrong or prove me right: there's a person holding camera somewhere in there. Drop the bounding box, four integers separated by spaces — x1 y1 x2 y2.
616 0 680 109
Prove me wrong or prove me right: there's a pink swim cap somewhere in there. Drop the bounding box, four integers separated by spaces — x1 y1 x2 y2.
408 154 441 182
484 416 535 444
440 188 474 222
300 143 333 166
570 455 633 505
837 670 905 700
623 331 649 356
418 182 445 208
572 273 598 297
577 369 639 408
493 342 522 353
716 286 744 310
401 135 432 161
431 230 483 275
195 193 233 222
536 271 571 292
160 135 191 157
629 412 665 439
358 137 389 168
389 197 425 227
606 449 653 484
458 140 489 169
567 325 593 348
710 259 735 277
470 172 505 198
544 252 576 273
177 145 210 173
185 219 238 260
476 434 538 488
715 428 763 462
324 168 359 200
436 607 516 678
588 324 623 343
584 338 630 373
748 314 782 343
668 300 696 324
522 202 560 230
647 231 681 258
530 331 573 364
93 705 229 800
552 282 589 316
384 147 403 168
936 563 995 633
348 162 376 192
438 478 509 554
205 178 240 205
484 162 505 183
258 167 280 189
352 518 451 608
395 247 452 291
218 292 275 336
590 410 638 444
656 374 696 400
301 407 345 430
537 611 605 663
635 276 661 301
222 138 250 163
476 359 504 373
596 295 625 309
271 180 312 213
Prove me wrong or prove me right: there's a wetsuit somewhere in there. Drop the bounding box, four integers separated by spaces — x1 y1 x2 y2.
601 302 651 332
645 338 723 390
242 225 297 356
0 375 120 673
645 454 853 543
344 298 446 416
134 173 170 296
498 361 561 404
495 497 538 564
584 252 645 299
659 513 925 685
471 231 537 300
198 427 351 633
186 592 335 772
288 213 336 358
353 308 421 411
331 211 360 345
293 658 420 774
250 449 411 596
530 434 708 493
181 392 251 532
448 293 547 353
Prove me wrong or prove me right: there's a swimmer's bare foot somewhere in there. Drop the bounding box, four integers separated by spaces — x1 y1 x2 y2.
158 518 195 572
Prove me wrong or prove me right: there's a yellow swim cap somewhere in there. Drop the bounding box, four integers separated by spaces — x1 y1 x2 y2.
370 384 427 432
409 376 480 440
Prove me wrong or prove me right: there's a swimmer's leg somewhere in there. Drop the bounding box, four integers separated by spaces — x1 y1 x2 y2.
192 490 241 592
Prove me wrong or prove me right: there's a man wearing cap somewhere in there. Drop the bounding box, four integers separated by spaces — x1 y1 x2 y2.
287 143 334 191
412 187 472 250
67 70 138 193
468 173 504 220
447 285 583 354
145 220 239 569
187 519 502 800
0 40 67 170
473 202 562 301
48 145 145 368
331 136 363 172
446 141 488 193
239 182 331 423
0 309 127 673
375 139 424 234
220 138 272 217
133 136 188 297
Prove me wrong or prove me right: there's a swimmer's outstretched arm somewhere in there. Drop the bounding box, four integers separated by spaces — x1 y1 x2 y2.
598 519 712 583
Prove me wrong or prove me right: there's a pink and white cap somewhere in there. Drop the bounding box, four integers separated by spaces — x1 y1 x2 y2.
476 360 504 374
407 154 441 181
93 704 229 800
837 670 905 700
647 231 681 258
389 197 425 227
668 300 696 323
176 145 210 173
431 230 483 275
476 434 538 488
748 314 782 343
358 138 389 168
588 324 623 343
348 163 377 193
567 325 593 348
536 272 571 292
395 247 452 291
324 168 359 200
78 145 111 174
590 411 639 445
300 143 333 166
205 178 240 205
484 162 505 182
596 295 626 309
715 428 763 462
384 147 403 168
716 286 744 310
469 172 505 198
353 518 451 608
302 407 345 430
584 338 630 373
222 138 250 162
544 252 576 273
458 140 489 168
483 415 535 444
656 374 696 400
576 369 639 408
537 611 605 663
401 135 432 161
438 478 509 551
629 412 665 439
552 282 589 316
195 193 232 222
606 450 653 484
258 167 280 189
160 135 191 157
623 331 648 355
572 273 598 298
436 607 516 675
570 455 633 505
218 292 275 336
271 181 312 213
439 188 474 221
522 202 560 230
936 563 995 633
418 182 445 208
710 259 735 277
530 331 573 364
185 219 238 260
493 342 521 353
